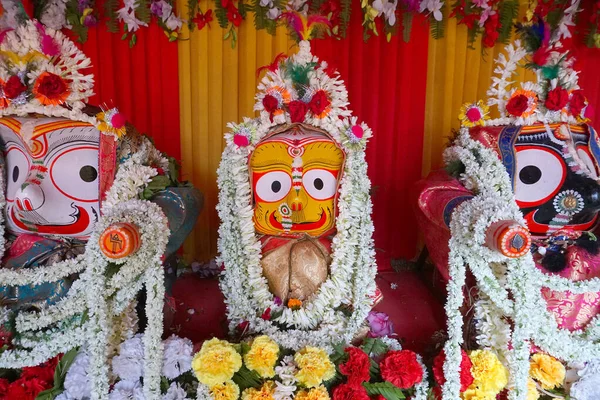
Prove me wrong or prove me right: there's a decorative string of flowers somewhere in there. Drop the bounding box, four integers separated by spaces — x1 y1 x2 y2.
4 0 600 48
440 128 600 400
218 40 378 350
192 335 428 400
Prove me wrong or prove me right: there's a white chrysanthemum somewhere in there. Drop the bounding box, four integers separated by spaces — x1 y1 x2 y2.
109 380 145 400
162 382 189 400
40 0 68 29
161 335 193 380
112 334 145 381
64 351 92 400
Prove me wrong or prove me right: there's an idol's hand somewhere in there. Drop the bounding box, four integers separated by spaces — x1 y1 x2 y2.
485 220 531 258
99 222 141 259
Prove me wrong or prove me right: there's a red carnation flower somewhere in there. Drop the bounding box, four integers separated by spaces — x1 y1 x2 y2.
506 94 529 116
3 76 26 99
545 87 569 111
339 347 370 385
482 14 500 48
569 90 587 116
308 90 330 116
21 355 59 384
262 94 279 113
226 4 242 27
6 377 50 400
432 349 474 392
261 307 271 320
332 383 370 400
0 378 9 397
380 350 423 389
288 100 308 123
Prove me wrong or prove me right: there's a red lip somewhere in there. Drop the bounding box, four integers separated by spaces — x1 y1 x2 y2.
11 205 91 235
269 209 329 232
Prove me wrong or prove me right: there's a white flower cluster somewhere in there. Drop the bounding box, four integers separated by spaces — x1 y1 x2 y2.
218 41 377 350
441 129 600 400
40 0 69 30
60 334 193 400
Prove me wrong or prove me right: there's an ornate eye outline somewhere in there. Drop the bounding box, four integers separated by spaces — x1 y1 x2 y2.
514 146 566 208
576 145 599 179
49 146 99 202
5 145 30 202
254 170 292 203
302 169 338 200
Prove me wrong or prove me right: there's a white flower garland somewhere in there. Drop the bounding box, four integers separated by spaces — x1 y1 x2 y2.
442 129 600 400
218 41 377 350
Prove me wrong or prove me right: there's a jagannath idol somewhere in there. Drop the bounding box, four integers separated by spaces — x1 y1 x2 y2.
415 22 600 400
217 40 380 350
0 21 201 398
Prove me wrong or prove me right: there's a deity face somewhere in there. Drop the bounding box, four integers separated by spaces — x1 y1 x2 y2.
0 117 101 239
474 124 600 234
250 125 345 237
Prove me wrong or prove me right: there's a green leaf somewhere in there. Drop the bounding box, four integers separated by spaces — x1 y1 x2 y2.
53 348 79 388
363 382 406 400
187 0 201 29
497 0 518 44
214 0 230 29
105 0 120 33
135 0 152 24
340 0 352 37
141 175 173 199
402 12 413 43
232 366 262 391
361 337 389 357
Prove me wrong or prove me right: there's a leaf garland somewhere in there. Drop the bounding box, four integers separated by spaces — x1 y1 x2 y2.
214 0 230 29
105 0 120 33
340 0 352 37
363 381 407 400
497 0 518 44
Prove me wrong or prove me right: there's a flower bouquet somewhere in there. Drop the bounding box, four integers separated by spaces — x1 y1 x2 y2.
192 335 429 400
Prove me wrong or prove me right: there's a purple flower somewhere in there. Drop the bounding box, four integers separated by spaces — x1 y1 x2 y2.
366 311 394 338
151 0 165 17
274 296 282 306
78 0 92 13
402 0 420 12
83 14 98 27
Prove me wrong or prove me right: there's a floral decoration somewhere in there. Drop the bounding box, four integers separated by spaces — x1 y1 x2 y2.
529 353 566 390
193 336 429 400
218 41 377 350
458 101 489 127
0 0 598 49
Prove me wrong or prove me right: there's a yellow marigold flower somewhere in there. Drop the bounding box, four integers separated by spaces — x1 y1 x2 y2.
296 385 330 400
527 378 540 400
294 347 336 388
241 380 276 400
210 380 240 400
244 335 280 378
529 353 565 390
192 338 242 387
461 387 497 400
468 350 508 395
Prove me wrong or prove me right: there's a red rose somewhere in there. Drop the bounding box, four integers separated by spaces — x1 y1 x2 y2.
379 350 423 389
432 349 474 392
569 90 587 116
545 87 569 111
262 94 279 113
3 76 26 99
339 347 370 385
226 4 242 27
287 100 308 123
34 72 69 105
308 90 330 116
506 94 529 116
261 307 271 320
332 383 370 400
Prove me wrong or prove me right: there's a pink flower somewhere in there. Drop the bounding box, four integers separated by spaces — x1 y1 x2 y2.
465 107 482 122
111 112 127 129
351 125 364 139
233 134 249 147
366 311 394 338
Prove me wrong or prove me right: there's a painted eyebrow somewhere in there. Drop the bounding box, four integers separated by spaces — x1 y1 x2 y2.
44 128 100 157
252 161 291 170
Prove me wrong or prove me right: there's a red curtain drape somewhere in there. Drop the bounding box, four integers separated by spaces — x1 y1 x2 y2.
312 15 431 267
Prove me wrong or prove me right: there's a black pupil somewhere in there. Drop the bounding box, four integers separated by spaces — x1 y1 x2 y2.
271 180 281 193
12 166 18 183
80 165 98 182
314 178 324 190
519 165 542 185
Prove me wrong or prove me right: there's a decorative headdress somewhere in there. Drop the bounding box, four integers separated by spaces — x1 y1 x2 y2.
0 20 127 139
217 41 377 350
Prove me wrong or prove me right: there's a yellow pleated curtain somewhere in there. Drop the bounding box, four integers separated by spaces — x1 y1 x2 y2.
177 0 296 261
177 0 537 262
422 2 536 175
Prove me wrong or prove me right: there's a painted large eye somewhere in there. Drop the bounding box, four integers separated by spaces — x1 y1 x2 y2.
515 147 566 207
576 146 599 179
255 171 292 202
50 146 99 202
303 169 338 200
5 146 30 201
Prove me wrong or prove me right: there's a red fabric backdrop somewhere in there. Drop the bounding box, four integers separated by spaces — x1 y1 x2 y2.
312 15 431 266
